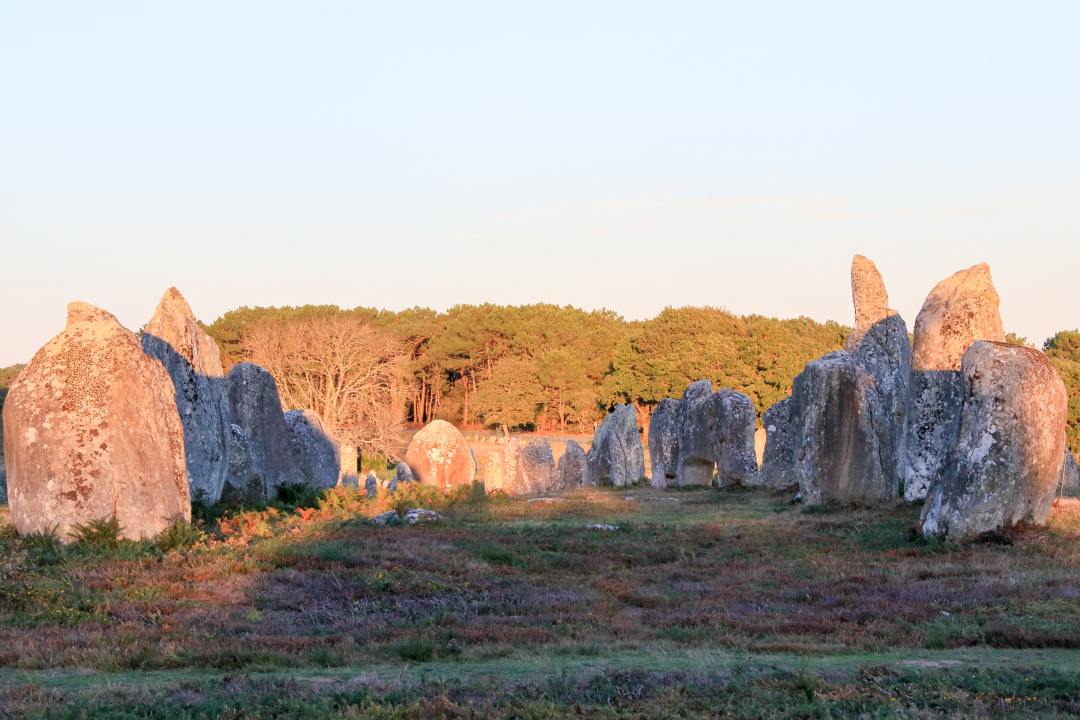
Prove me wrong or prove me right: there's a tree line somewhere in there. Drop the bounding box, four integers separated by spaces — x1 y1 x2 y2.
204 304 848 456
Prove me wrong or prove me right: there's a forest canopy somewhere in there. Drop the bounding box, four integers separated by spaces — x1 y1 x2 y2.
204 303 848 448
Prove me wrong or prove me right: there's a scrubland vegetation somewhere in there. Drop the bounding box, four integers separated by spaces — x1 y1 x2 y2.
1 483 1079 717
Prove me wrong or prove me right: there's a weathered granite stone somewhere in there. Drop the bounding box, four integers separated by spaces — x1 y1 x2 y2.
903 263 1005 501
845 254 895 351
493 438 558 495
790 352 898 505
284 409 340 490
584 404 645 487
226 363 305 501
674 382 760 488
556 440 587 488
1061 450 1079 496
141 287 232 505
3 302 190 540
648 398 682 488
365 470 378 498
922 342 1067 540
760 397 796 490
404 419 476 491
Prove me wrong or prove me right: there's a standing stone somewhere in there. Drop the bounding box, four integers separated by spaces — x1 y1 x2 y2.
790 255 910 505
284 409 340 490
845 254 895 351
760 397 797 490
556 440 587 488
584 404 645 487
394 461 415 486
404 419 476 491
648 398 682 488
365 470 379 498
790 353 897 505
490 438 558 495
674 382 760 488
3 303 190 540
1061 451 1079 496
141 287 232 505
903 264 1005 501
922 342 1067 540
226 363 305 501
674 381 718 486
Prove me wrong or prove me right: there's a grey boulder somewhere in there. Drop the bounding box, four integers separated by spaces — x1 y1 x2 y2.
922 342 1067 540
556 440 587 488
674 381 759 488
760 397 796 490
284 409 340 491
648 398 682 488
585 404 645 487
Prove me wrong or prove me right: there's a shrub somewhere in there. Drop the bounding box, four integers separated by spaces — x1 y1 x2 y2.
155 515 206 552
70 516 123 549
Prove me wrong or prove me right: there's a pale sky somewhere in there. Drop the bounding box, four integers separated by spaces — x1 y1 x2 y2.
2 2 1078 366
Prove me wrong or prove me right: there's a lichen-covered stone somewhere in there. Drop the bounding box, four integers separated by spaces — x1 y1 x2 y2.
903 264 1005 501
226 363 305 501
404 419 476 491
760 397 796 490
674 381 759 488
648 398 682 488
488 438 558 495
3 302 190 540
556 440 586 488
790 352 898 505
284 409 340 490
845 254 896 351
922 342 1067 540
584 404 645 487
141 287 232 505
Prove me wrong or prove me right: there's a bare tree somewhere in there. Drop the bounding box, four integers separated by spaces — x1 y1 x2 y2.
243 316 410 459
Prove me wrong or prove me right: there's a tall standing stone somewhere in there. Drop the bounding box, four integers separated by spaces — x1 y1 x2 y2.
648 398 682 488
141 287 232 505
760 397 796 490
790 353 898 504
226 363 305 501
404 419 476 491
922 342 1066 540
284 409 340 490
584 404 645 487
845 254 895 351
556 440 587 488
903 264 1004 501
3 303 190 540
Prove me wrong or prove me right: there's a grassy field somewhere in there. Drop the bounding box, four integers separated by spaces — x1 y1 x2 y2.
1 485 1080 718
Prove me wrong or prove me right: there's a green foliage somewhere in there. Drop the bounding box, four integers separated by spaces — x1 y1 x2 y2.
70 516 124 549
154 515 206 552
203 302 846 433
603 307 847 417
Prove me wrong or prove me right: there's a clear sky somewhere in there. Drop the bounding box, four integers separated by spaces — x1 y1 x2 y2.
2 2 1078 366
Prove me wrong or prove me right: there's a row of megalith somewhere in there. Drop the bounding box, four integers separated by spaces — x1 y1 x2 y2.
2 288 341 540
760 257 1069 540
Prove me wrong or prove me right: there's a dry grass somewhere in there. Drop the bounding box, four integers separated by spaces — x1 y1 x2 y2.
2 490 1080 716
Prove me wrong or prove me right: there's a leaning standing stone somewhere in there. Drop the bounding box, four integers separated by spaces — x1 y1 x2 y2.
3 302 190 540
141 287 232 506
921 342 1067 540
